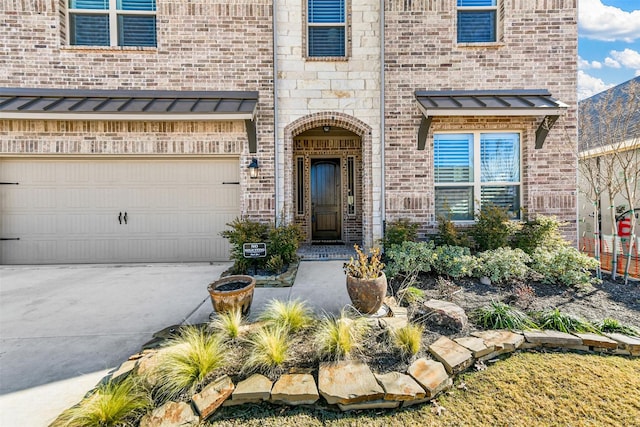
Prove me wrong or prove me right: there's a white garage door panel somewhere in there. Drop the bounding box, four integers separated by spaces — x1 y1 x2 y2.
0 159 240 264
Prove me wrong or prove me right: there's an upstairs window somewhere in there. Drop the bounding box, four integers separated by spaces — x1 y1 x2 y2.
457 0 498 43
434 132 521 220
307 0 346 57
68 0 157 47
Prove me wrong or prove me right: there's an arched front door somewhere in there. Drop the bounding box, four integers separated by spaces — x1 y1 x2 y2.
311 158 341 240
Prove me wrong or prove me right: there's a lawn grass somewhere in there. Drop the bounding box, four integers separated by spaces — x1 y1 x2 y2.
207 352 640 426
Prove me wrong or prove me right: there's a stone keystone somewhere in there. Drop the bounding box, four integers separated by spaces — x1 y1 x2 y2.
454 336 494 358
192 375 234 420
318 361 385 405
429 336 474 374
407 358 452 399
139 401 198 427
574 332 618 349
524 330 583 347
605 333 640 356
271 373 319 405
422 300 468 332
374 371 426 401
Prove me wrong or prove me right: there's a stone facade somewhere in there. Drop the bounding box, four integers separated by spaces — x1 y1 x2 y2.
0 0 578 261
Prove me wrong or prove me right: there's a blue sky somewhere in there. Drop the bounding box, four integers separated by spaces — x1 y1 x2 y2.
578 0 640 99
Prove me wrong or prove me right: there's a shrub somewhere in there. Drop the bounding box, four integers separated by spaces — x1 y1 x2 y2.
436 214 472 248
433 245 477 278
220 218 270 274
384 241 437 279
398 286 425 305
243 325 291 376
258 299 314 333
470 203 514 252
512 215 567 255
530 246 601 287
381 218 419 250
52 377 151 427
267 223 303 265
265 254 284 274
594 318 639 337
473 248 531 284
209 308 244 341
389 323 423 358
509 282 536 310
344 245 385 279
435 277 461 301
535 308 597 333
152 327 228 402
474 301 537 331
314 312 369 360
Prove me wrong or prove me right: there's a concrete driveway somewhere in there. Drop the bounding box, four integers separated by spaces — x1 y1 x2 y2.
0 260 349 426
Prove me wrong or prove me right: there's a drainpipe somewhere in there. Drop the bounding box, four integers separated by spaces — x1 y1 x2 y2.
380 0 386 243
273 0 280 225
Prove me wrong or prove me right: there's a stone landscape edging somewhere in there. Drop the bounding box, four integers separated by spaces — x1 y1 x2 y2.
98 303 640 426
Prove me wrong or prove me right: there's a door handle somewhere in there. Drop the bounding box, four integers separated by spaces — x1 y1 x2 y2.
118 212 122 224
124 212 128 224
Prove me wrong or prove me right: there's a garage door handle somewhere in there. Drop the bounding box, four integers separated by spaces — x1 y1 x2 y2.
118 212 123 224
124 212 128 224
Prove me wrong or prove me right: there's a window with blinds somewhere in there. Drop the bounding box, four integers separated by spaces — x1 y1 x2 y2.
435 132 520 220
68 0 156 47
456 0 498 43
308 0 346 57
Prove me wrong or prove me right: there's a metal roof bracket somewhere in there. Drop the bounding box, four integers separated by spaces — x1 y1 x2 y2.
535 115 559 149
417 115 432 150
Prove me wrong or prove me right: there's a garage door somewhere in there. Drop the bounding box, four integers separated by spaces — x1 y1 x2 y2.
0 158 240 264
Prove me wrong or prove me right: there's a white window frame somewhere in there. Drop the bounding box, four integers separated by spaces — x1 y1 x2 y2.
456 0 500 44
434 130 522 222
306 0 348 58
67 0 156 47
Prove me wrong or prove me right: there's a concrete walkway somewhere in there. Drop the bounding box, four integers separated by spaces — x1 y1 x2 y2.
0 260 348 426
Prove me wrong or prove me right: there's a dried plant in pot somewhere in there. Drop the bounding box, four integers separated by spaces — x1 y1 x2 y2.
343 245 387 315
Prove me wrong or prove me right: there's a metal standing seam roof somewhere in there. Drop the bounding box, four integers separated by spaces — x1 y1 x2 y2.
415 89 568 116
0 88 259 120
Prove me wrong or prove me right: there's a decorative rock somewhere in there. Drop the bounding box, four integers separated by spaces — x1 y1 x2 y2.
524 330 583 347
110 359 137 381
480 276 492 286
429 336 474 374
271 374 319 405
136 351 162 388
454 336 494 358
389 305 408 319
139 401 198 427
472 330 524 352
318 361 385 405
374 371 426 401
407 358 452 399
224 374 272 406
422 300 468 332
574 333 618 349
192 375 234 420
605 333 640 356
379 316 408 332
338 399 400 411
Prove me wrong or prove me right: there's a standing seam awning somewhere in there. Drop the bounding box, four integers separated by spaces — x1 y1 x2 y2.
415 89 568 150
0 87 260 153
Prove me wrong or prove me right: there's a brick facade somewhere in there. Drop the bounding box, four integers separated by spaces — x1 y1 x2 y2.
1 0 578 261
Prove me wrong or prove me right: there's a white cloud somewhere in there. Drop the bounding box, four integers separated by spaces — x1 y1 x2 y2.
578 56 604 69
591 61 602 69
579 0 640 42
610 48 640 70
578 70 616 100
604 57 621 68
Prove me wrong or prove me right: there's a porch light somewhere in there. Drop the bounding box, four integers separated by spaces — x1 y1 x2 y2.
248 158 259 179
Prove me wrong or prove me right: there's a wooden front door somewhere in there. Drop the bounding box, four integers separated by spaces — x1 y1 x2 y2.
311 159 341 240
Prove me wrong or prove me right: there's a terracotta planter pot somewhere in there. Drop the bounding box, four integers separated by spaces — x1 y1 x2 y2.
346 272 388 315
207 275 256 316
